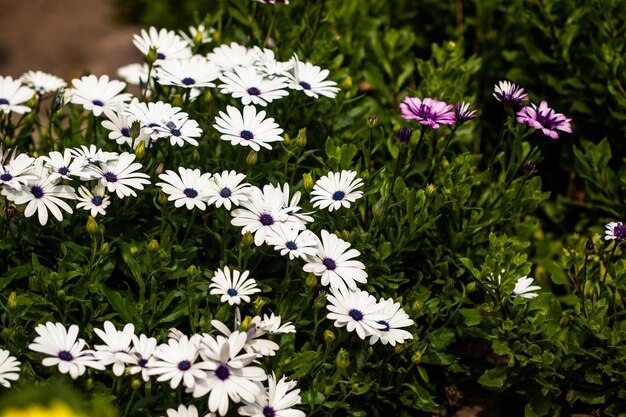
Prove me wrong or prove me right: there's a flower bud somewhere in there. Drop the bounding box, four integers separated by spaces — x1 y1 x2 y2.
296 128 307 148
411 351 422 364
131 379 142 390
395 127 413 144
147 239 159 252
186 265 198 279
314 291 327 309
361 169 370 181
246 150 258 166
336 348 350 370
253 296 265 311
426 183 437 195
303 172 314 192
171 94 183 108
239 316 253 333
51 89 67 112
7 292 17 311
158 190 169 205
100 242 110 254
466 281 477 293
283 133 290 145
323 329 335 344
341 230 350 241
411 300 422 315
86 216 99 235
193 31 204 48
585 240 594 252
242 231 254 248
129 120 141 140
366 114 378 129
84 377 94 391
341 76 352 91
202 89 213 104
191 149 201 163
146 46 158 65
134 140 146 160
1 328 10 339
129 245 140 256
305 272 317 288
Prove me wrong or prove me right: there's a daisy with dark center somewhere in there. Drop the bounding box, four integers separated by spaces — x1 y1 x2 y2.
206 170 251 210
214 105 284 151
161 113 203 147
303 230 367 291
132 27 192 62
493 80 528 105
28 322 104 379
0 349 20 388
0 151 36 191
454 101 477 125
266 224 319 260
211 318 279 358
76 184 111 217
102 105 150 148
70 74 132 117
219 67 289 107
128 333 157 381
193 332 266 416
93 321 136 377
286 55 339 99
156 55 221 89
93 152 150 198
209 266 261 305
20 70 66 95
207 42 258 73
157 167 212 210
252 313 296 335
400 96 455 129
148 335 208 390
0 75 35 114
368 298 414 346
124 98 184 141
40 149 89 181
516 100 572 139
311 170 364 212
605 222 626 241
326 287 388 340
238 372 304 417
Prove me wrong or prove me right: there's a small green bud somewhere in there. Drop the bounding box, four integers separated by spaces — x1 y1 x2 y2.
199 317 206 328
7 292 17 311
246 150 258 166
341 230 350 241
129 245 140 256
171 94 183 108
56 290 65 300
186 265 198 279
314 291 327 309
426 183 437 195
296 128 307 148
302 172 314 192
84 377 94 391
372 197 388 218
100 242 110 254
366 347 374 357
253 296 265 311
466 281 477 293
129 120 141 140
394 343 407 354
361 169 370 181
203 89 213 104
158 190 169 205
341 76 352 91
305 272 317 288
411 351 422 364
147 239 159 252
134 140 145 160
131 379 142 390
192 149 201 163
366 114 378 129
323 329 335 344
1 328 10 339
86 216 99 235
242 231 254 248
336 348 350 370
283 133 290 145
239 316 253 333
193 30 204 48
146 46 158 65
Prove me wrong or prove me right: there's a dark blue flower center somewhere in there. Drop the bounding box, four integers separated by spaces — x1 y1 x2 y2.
148 122 160 128
215 364 230 381
247 87 261 96
240 130 254 140
58 350 74 361
31 185 44 199
614 225 626 241
182 77 196 86
227 288 238 296
92 196 104 206
137 358 148 367
103 172 118 183
299 81 311 90
259 213 274 226
349 309 363 321
332 190 345 201
156 52 166 60
183 188 198 198
0 173 12 181
286 241 298 250
92 99 104 107
262 406 276 417
58 166 70 175
220 187 232 198
177 360 191 371
377 320 390 332
121 127 130 137
322 257 336 270
0 98 9 105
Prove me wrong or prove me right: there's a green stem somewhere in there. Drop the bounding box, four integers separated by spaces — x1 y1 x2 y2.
602 242 619 286
406 127 426 171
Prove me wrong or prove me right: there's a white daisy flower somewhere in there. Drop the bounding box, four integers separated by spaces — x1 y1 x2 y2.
70 74 132 117
303 230 367 291
193 332 267 416
207 42 258 73
20 70 66 95
368 298 414 346
93 152 151 198
231 185 306 247
28 322 104 379
69 144 118 165
214 105 284 151
493 80 528 105
128 333 158 382
511 276 541 299
287 56 339 99
156 167 212 210
76 184 111 217
219 67 289 107
133 27 192 62
161 113 203 147
252 313 296 334
206 170 250 210
93 321 136 377
278 183 314 226
156 55 220 89
123 99 183 141
238 373 304 417
2 164 76 226
179 24 215 47
165 404 213 417
0 75 35 114
605 221 626 241
117 63 151 87
148 335 208 390
39 149 89 181
326 287 387 340
0 349 20 388
266 224 319 260
311 170 364 212
0 151 36 191
211 319 279 358
102 105 150 148
209 266 261 305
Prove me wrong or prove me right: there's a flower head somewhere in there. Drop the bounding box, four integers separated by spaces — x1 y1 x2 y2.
400 97 455 129
395 127 413 144
157 167 212 210
368 298 414 346
454 101 477 124
326 287 387 340
0 76 35 114
156 55 220 89
214 105 284 152
310 170 364 212
219 67 289 107
493 80 528 105
20 71 67 95
511 276 541 299
0 349 20 388
605 222 626 241
128 333 158 381
286 55 339 99
76 184 111 217
148 335 207 390
238 373 304 417
133 27 192 62
70 74 132 117
209 266 261 305
206 170 250 210
93 321 136 376
516 100 572 139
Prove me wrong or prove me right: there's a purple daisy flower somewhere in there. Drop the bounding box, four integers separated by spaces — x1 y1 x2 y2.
605 222 626 241
516 100 572 139
400 97 455 129
493 80 528 105
454 101 477 124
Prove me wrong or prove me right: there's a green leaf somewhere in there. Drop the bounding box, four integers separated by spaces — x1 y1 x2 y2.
99 285 139 323
478 366 508 389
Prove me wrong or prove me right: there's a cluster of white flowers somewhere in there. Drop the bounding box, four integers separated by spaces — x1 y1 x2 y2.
25 316 301 416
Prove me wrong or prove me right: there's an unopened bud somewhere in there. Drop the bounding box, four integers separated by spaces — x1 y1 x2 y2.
158 191 169 205
193 31 204 48
336 348 350 369
51 89 67 112
129 245 140 256
341 76 352 91
253 297 265 311
314 291 327 309
367 114 378 129
426 183 437 195
147 239 159 252
395 127 413 144
524 161 538 176
283 133 290 145
7 292 17 311
303 172 314 192
411 351 422 364
361 169 370 181
129 120 141 140
246 150 257 166
305 272 317 288
186 265 198 279
323 329 335 343
585 240 594 252
1 328 10 339
341 230 350 240
131 379 142 390
373 197 388 218
86 216 99 235
239 316 253 333
84 377 94 391
296 128 307 148
203 89 213 104
100 242 110 254
242 231 254 248
146 46 158 65
411 300 422 315
192 149 201 163
171 94 183 108
466 281 477 293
